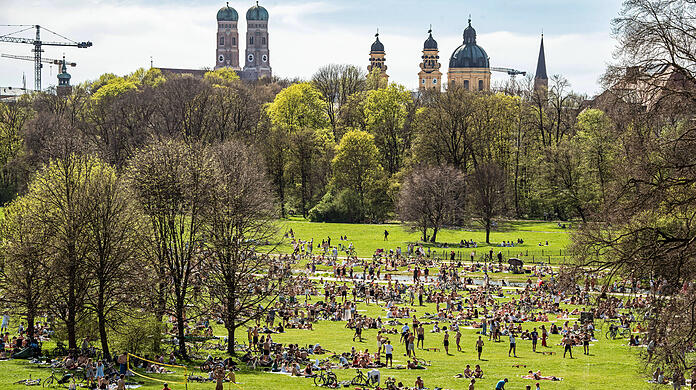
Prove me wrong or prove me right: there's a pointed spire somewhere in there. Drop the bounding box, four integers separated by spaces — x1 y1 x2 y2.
535 33 548 80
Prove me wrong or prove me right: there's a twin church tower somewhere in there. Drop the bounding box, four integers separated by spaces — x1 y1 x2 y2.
215 2 271 80
370 19 548 92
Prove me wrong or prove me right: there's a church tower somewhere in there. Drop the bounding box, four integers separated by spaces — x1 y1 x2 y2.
418 28 442 91
56 56 72 98
368 31 388 83
534 33 549 93
243 1 272 79
215 2 240 70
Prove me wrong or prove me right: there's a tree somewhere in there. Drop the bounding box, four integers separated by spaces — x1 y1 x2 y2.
202 140 281 355
312 64 366 140
127 139 215 358
0 196 52 342
469 162 507 244
332 130 385 221
25 155 102 350
398 165 466 243
83 162 145 359
364 84 413 176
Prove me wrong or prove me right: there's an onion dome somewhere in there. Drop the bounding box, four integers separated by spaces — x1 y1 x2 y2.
449 18 490 69
217 2 239 21
247 2 269 21
424 29 438 50
371 32 384 52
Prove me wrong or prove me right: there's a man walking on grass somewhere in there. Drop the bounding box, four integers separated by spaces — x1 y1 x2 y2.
476 336 484 360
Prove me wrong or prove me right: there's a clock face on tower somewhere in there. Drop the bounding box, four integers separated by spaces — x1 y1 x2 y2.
248 54 254 62
218 55 224 63
262 54 268 63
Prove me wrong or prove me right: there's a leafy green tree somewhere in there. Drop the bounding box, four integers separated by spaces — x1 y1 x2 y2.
332 130 386 220
575 109 616 204
204 68 240 87
364 84 412 175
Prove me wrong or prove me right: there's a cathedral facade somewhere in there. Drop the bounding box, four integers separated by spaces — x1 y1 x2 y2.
215 2 272 80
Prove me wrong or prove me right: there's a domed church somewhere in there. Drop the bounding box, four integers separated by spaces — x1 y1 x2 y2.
447 18 490 91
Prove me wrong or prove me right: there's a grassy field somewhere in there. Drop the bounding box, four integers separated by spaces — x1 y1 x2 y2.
0 219 652 390
270 218 572 264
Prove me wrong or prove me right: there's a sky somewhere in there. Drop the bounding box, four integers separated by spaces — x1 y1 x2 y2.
0 0 623 96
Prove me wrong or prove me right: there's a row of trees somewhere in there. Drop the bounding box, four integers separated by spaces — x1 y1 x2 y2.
0 137 279 358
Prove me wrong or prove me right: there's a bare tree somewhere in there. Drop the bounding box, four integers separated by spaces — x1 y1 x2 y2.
398 165 466 243
202 140 282 355
127 139 216 359
468 162 507 244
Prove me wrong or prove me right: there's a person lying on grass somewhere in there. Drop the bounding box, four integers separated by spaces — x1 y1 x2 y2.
522 370 562 381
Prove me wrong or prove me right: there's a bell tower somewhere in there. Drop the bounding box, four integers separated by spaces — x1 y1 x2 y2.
243 1 272 79
215 2 240 70
418 27 442 91
368 30 388 83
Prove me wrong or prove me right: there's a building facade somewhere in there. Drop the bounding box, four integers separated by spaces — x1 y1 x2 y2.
418 29 442 91
447 19 491 91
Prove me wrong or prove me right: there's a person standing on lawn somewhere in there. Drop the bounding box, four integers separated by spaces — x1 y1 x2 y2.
562 334 573 358
456 328 462 352
531 328 538 352
385 340 393 368
508 332 517 357
476 336 484 360
417 324 425 349
443 329 450 355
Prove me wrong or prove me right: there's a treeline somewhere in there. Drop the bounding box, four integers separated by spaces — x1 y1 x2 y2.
0 62 620 230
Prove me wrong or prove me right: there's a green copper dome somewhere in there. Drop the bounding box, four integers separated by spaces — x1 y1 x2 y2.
217 3 239 21
449 19 489 68
247 3 269 21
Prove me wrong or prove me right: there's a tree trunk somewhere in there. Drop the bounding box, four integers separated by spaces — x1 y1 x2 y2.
430 227 438 243
485 219 491 244
97 285 111 359
226 324 237 356
176 298 187 359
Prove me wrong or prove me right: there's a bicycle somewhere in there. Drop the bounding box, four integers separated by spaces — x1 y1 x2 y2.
51 341 68 358
13 375 41 386
313 368 338 387
42 370 72 388
605 324 631 339
351 369 373 388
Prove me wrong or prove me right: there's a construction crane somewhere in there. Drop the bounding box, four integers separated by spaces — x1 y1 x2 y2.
491 67 526 79
0 25 91 91
2 53 77 68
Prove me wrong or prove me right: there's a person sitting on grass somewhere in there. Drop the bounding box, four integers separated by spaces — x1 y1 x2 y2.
463 364 472 378
474 364 484 378
415 376 424 389
496 378 508 389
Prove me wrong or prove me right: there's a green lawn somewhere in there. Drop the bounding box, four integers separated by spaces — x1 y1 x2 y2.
0 219 651 390
269 218 572 264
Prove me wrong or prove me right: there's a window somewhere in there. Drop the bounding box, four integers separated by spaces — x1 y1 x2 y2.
478 80 484 91
464 80 469 90
250 37 254 44
262 37 266 45
232 37 236 45
433 78 437 84
219 36 224 46
422 79 425 84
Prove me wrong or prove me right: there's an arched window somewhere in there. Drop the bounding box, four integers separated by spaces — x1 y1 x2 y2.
232 37 236 45
250 37 254 44
262 37 266 45
464 80 469 90
478 80 484 91
219 36 224 46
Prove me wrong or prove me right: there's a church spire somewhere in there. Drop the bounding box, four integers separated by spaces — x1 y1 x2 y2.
534 33 548 92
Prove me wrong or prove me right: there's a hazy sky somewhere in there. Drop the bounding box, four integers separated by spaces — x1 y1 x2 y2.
0 0 623 96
